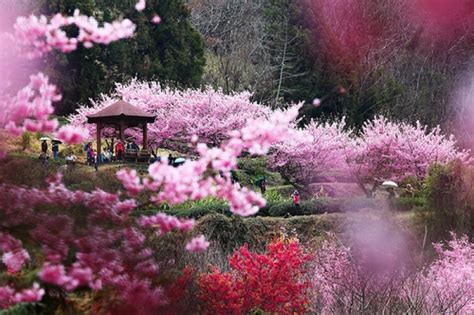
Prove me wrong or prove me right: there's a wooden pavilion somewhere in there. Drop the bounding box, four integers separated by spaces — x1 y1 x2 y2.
86 100 156 160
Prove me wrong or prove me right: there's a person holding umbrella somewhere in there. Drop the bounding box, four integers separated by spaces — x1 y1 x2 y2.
52 140 61 160
382 180 398 209
40 137 49 154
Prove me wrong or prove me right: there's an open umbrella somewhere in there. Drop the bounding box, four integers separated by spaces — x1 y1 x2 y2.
174 157 185 164
39 137 50 141
381 180 398 188
52 139 62 144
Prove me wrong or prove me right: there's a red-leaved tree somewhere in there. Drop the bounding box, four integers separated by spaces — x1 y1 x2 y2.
197 239 312 314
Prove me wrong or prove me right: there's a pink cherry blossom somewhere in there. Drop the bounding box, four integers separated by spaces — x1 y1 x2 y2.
38 264 71 287
0 286 15 309
2 249 30 274
55 125 89 144
185 235 210 252
312 98 321 107
348 116 470 194
14 11 136 59
138 213 195 234
152 15 161 24
135 0 146 11
14 283 45 303
69 80 271 152
116 168 144 196
1 73 60 137
269 118 352 186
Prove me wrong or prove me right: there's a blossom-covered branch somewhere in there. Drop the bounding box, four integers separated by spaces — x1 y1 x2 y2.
14 10 136 59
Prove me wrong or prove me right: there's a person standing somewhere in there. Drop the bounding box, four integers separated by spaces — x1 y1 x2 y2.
387 187 397 210
292 190 300 211
41 140 48 154
52 141 59 160
94 153 99 172
260 178 267 195
116 141 124 161
168 154 175 166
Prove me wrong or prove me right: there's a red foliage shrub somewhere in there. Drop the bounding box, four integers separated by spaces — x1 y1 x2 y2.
197 239 312 314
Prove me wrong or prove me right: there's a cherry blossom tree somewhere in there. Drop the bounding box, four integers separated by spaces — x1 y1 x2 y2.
311 234 473 314
269 115 469 196
269 118 352 190
69 79 272 152
348 116 470 195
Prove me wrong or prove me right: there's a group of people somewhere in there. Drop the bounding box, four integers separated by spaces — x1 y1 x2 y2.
39 139 61 166
83 139 142 171
39 139 77 169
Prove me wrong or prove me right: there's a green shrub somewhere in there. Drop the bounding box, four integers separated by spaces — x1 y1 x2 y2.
0 156 55 187
19 132 32 151
165 197 231 218
194 213 343 253
340 197 379 212
267 198 341 217
394 196 427 211
423 161 473 237
236 157 285 187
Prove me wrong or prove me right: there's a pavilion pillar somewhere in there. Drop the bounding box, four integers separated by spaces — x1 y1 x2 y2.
96 123 102 160
119 121 125 142
142 123 148 150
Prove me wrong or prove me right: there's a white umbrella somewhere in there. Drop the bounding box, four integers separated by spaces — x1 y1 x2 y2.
174 157 185 164
381 180 398 188
39 137 50 141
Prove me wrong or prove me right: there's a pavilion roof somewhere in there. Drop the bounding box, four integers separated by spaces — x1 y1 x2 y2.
86 100 156 124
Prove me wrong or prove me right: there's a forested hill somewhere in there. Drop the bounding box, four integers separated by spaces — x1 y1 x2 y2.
36 0 473 131
189 0 473 128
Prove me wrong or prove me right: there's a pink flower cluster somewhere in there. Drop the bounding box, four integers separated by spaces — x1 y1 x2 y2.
0 283 44 309
0 177 173 311
270 118 352 185
126 105 299 217
14 10 136 59
405 234 474 314
1 73 60 137
55 125 89 145
138 213 195 235
135 0 146 11
0 232 30 274
116 168 143 196
39 263 101 291
185 235 210 252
